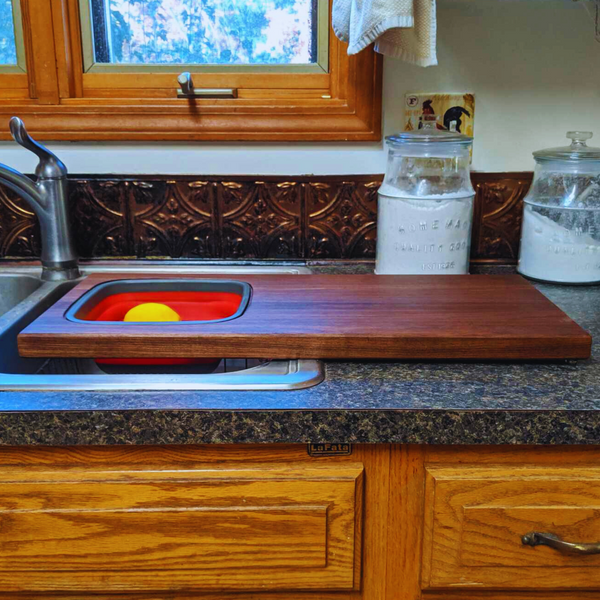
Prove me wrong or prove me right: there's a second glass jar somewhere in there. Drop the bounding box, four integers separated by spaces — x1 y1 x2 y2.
375 121 475 275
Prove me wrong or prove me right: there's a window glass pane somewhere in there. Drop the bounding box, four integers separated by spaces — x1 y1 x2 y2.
90 0 318 65
0 0 17 65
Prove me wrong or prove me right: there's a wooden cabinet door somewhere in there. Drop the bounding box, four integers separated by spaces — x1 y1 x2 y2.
422 465 600 590
0 462 363 594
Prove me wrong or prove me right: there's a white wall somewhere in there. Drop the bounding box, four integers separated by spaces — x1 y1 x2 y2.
0 0 598 175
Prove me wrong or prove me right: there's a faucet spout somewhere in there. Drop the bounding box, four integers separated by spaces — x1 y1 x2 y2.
0 163 46 211
0 118 80 282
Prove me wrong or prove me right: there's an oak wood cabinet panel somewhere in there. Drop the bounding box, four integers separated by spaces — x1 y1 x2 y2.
392 446 600 600
0 460 363 593
2 444 600 600
422 465 600 590
0 444 388 600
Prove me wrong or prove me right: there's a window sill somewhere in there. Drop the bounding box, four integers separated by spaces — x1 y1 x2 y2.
0 46 382 141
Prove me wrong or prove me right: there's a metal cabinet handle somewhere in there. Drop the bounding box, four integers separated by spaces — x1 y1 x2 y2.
522 532 600 555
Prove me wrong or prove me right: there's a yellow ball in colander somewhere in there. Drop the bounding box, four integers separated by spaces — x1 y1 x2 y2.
123 303 181 322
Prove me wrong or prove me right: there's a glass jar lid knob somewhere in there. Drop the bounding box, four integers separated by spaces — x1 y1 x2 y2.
567 131 593 148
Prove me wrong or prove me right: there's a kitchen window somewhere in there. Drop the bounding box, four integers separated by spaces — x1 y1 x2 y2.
0 0 27 98
0 0 382 141
83 0 325 69
0 0 25 68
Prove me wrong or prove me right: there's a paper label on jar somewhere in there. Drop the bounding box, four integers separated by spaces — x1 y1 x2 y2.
375 194 474 275
518 207 600 283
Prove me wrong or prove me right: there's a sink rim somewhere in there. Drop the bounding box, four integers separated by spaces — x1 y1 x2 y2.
0 262 324 392
1 260 313 276
0 272 43 280
0 359 324 391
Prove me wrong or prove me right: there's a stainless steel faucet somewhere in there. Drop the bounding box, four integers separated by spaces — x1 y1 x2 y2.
0 117 80 281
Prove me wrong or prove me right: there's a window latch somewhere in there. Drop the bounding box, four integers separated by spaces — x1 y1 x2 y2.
177 72 238 99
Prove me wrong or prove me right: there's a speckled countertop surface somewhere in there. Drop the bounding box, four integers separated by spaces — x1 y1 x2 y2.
1 261 600 446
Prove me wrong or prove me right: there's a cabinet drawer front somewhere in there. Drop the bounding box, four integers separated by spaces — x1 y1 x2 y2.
423 466 600 590
0 463 363 593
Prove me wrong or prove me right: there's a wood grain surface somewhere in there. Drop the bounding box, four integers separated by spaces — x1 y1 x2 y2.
0 461 363 593
1 5 383 143
0 444 385 600
18 273 592 360
4 444 600 599
386 445 426 600
422 465 600 590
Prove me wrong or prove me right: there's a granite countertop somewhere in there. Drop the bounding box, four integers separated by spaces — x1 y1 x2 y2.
1 262 600 446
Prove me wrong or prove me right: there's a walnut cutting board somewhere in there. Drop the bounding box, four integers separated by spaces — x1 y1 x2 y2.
17 273 592 360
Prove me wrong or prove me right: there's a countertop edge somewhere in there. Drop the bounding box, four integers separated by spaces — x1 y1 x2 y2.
0 408 599 446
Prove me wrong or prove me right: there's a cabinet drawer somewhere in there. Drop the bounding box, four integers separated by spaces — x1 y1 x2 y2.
422 465 600 590
0 462 363 593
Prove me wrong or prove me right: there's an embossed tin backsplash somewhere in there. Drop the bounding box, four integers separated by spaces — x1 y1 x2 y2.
0 173 532 263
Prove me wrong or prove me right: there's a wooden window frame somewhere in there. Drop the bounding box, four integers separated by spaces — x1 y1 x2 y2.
0 0 383 141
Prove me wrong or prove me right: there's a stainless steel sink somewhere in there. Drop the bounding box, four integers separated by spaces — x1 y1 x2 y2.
0 274 43 318
0 262 324 391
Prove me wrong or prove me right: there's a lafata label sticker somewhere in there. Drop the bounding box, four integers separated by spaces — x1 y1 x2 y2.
307 443 352 457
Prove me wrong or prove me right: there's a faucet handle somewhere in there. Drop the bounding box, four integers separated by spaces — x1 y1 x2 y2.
9 117 67 179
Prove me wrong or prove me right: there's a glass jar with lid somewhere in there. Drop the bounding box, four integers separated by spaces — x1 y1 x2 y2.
518 132 600 284
376 118 475 275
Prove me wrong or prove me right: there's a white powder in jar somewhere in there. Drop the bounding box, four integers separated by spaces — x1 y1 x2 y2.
518 207 600 283
375 191 475 275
